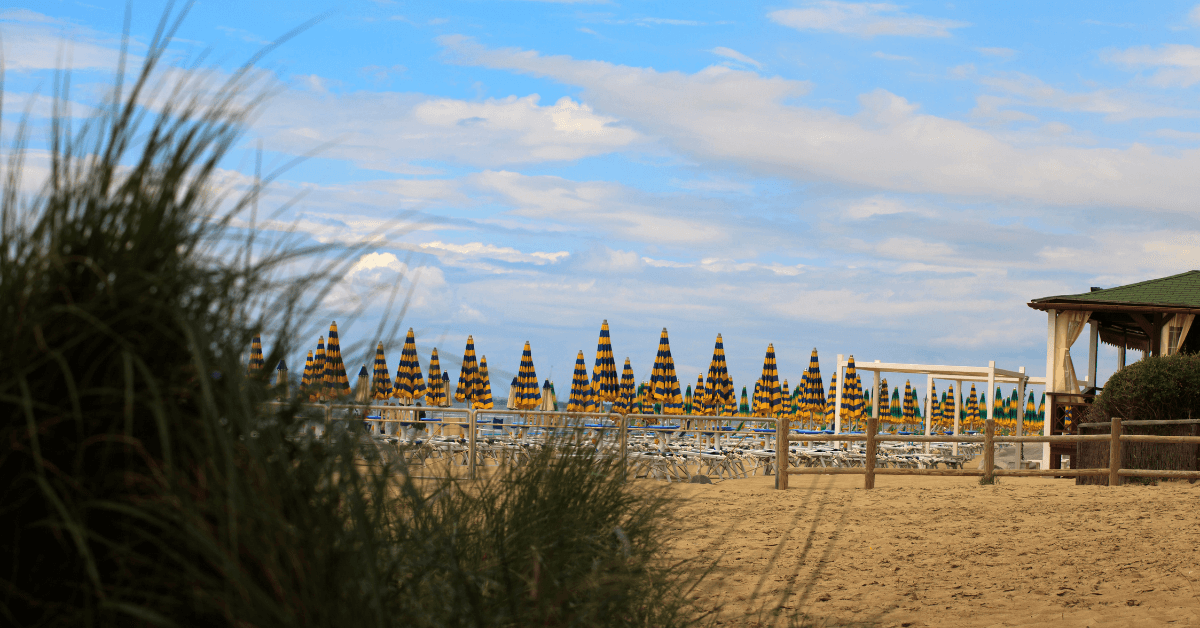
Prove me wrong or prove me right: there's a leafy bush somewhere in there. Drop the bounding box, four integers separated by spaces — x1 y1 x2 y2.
1091 352 1200 423
0 12 697 626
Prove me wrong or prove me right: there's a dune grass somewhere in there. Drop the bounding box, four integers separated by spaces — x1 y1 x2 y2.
0 9 703 626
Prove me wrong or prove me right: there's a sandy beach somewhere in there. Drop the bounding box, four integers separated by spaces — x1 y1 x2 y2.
664 474 1200 627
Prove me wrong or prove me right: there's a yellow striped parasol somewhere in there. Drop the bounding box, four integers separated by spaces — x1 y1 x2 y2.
454 335 482 405
567 350 598 412
474 355 494 409
391 328 426 405
248 334 265 374
371 342 392 400
650 328 684 414
323 322 352 399
514 341 542 410
611 358 636 414
591 320 619 403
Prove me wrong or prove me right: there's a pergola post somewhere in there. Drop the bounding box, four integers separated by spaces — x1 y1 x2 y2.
1088 320 1099 389
1044 309 1057 466
834 354 844 441
1016 367 1026 466
952 379 961 455
923 375 933 454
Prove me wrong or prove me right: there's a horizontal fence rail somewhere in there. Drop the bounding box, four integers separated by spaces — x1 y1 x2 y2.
775 416 1200 489
263 403 1200 487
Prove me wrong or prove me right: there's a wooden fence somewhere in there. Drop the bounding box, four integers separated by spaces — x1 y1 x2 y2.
774 416 1200 489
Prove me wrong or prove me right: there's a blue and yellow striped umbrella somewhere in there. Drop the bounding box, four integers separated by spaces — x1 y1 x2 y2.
824 371 838 427
441 371 452 407
301 350 315 389
752 344 782 418
474 355 494 409
901 381 914 426
803 349 825 428
310 336 327 402
426 349 446 407
323 321 352 399
928 381 940 432
840 356 864 430
779 379 791 419
612 359 636 414
703 333 734 407
248 334 265 374
455 335 482 405
940 383 955 431
591 320 619 403
650 328 684 414
372 342 393 400
567 350 599 413
514 341 542 410
392 328 426 405
354 365 371 404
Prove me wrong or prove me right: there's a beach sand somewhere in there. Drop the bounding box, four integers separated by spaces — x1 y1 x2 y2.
663 474 1200 627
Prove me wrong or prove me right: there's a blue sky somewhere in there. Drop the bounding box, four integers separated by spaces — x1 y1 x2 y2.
8 1 1200 399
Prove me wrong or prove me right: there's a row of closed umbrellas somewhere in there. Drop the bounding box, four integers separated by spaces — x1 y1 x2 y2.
246 321 1048 434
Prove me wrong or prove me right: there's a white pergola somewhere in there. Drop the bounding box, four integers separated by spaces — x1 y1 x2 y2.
831 356 1047 457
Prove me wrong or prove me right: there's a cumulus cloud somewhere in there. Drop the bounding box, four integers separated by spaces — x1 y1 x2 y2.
1103 44 1200 87
768 1 969 38
438 35 1200 213
418 240 569 265
255 91 641 171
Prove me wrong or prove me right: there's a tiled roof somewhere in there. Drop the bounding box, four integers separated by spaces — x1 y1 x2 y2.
1030 270 1200 309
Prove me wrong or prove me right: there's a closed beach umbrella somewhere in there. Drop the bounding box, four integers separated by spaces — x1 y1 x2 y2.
694 373 710 416
942 383 956 431
889 386 901 420
276 359 288 387
392 328 426 405
372 342 393 400
965 384 979 431
440 372 452 407
301 350 314 389
993 387 1003 427
474 356 494 409
650 328 684 414
455 335 482 406
901 380 915 427
1024 391 1037 434
248 334 265 375
538 379 555 412
840 356 864 431
779 379 791 419
824 371 838 427
804 349 825 429
310 336 327 402
354 365 371 404
515 342 542 410
506 376 519 410
739 386 750 416
752 344 782 418
591 320 619 403
684 384 693 415
568 350 598 412
928 382 940 432
323 321 352 399
426 349 446 407
704 333 734 408
612 359 636 414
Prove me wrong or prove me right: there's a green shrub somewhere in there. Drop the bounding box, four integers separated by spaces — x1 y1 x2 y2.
1091 352 1200 423
0 11 697 626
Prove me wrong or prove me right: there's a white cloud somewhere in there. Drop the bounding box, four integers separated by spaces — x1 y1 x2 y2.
712 47 764 69
768 2 969 38
975 71 1198 121
1190 4 1200 27
0 9 127 72
256 91 641 171
843 196 922 219
437 36 1200 213
1103 44 1200 87
1151 128 1200 141
419 240 569 264
872 51 913 62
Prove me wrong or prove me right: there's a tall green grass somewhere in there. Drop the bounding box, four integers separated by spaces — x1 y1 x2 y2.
0 9 698 626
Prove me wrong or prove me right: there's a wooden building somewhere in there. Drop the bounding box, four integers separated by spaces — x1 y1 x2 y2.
1028 270 1200 468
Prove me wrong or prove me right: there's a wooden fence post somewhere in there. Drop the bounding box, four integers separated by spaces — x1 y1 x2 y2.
983 418 995 482
865 417 878 489
1109 416 1122 487
776 416 790 490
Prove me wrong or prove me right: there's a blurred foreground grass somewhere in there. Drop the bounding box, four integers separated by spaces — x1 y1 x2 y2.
0 10 702 626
